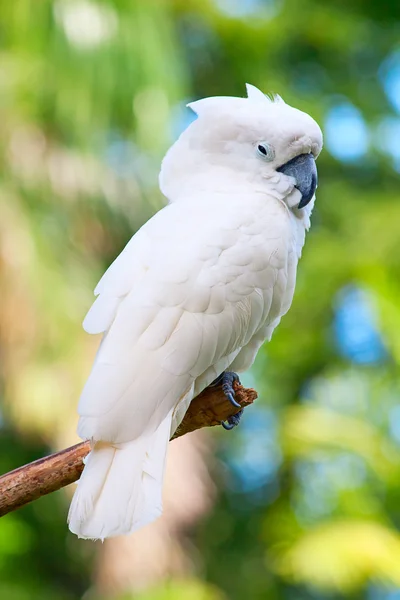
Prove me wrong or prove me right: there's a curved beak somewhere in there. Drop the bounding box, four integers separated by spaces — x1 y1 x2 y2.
277 153 317 209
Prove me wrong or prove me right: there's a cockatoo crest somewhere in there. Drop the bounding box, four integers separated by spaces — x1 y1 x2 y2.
187 83 284 116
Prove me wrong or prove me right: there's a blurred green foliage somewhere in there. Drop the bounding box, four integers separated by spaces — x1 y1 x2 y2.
2 0 400 599
130 580 224 600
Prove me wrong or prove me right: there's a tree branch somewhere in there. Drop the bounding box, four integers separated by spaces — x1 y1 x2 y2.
0 382 257 518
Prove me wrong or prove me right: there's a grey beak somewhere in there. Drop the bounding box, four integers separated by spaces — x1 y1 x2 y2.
277 153 317 209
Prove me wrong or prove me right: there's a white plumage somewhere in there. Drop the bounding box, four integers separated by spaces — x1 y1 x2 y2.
68 84 323 539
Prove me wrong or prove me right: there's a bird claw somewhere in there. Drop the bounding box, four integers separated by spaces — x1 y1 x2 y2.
221 409 243 431
221 372 241 408
226 392 241 408
210 371 243 430
219 371 243 430
221 420 236 431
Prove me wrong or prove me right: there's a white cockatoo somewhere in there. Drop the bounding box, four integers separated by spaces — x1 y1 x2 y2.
68 84 323 540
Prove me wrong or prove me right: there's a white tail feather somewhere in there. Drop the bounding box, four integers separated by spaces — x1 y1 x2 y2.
68 412 172 540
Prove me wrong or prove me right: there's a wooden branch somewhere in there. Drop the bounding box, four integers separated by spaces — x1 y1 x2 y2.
0 382 257 518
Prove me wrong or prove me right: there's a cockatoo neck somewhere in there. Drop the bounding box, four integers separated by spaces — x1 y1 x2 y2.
160 154 313 238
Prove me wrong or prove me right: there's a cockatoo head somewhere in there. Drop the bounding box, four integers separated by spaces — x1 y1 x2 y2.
160 84 323 215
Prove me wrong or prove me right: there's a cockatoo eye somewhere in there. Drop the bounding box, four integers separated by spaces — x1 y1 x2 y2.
256 142 275 161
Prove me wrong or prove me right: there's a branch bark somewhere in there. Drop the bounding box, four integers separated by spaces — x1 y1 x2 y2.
0 382 257 518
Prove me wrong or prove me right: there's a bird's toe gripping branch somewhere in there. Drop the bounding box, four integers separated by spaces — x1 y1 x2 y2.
221 371 242 409
211 371 243 430
221 409 244 430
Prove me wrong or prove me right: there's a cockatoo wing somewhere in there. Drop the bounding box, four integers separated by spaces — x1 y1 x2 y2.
77 193 291 444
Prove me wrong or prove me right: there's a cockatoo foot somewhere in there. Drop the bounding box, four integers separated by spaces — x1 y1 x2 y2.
221 371 241 408
210 371 243 430
211 370 241 407
221 409 243 430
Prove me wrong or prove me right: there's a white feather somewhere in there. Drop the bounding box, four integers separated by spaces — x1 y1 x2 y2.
68 410 172 539
246 83 268 103
83 295 121 334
